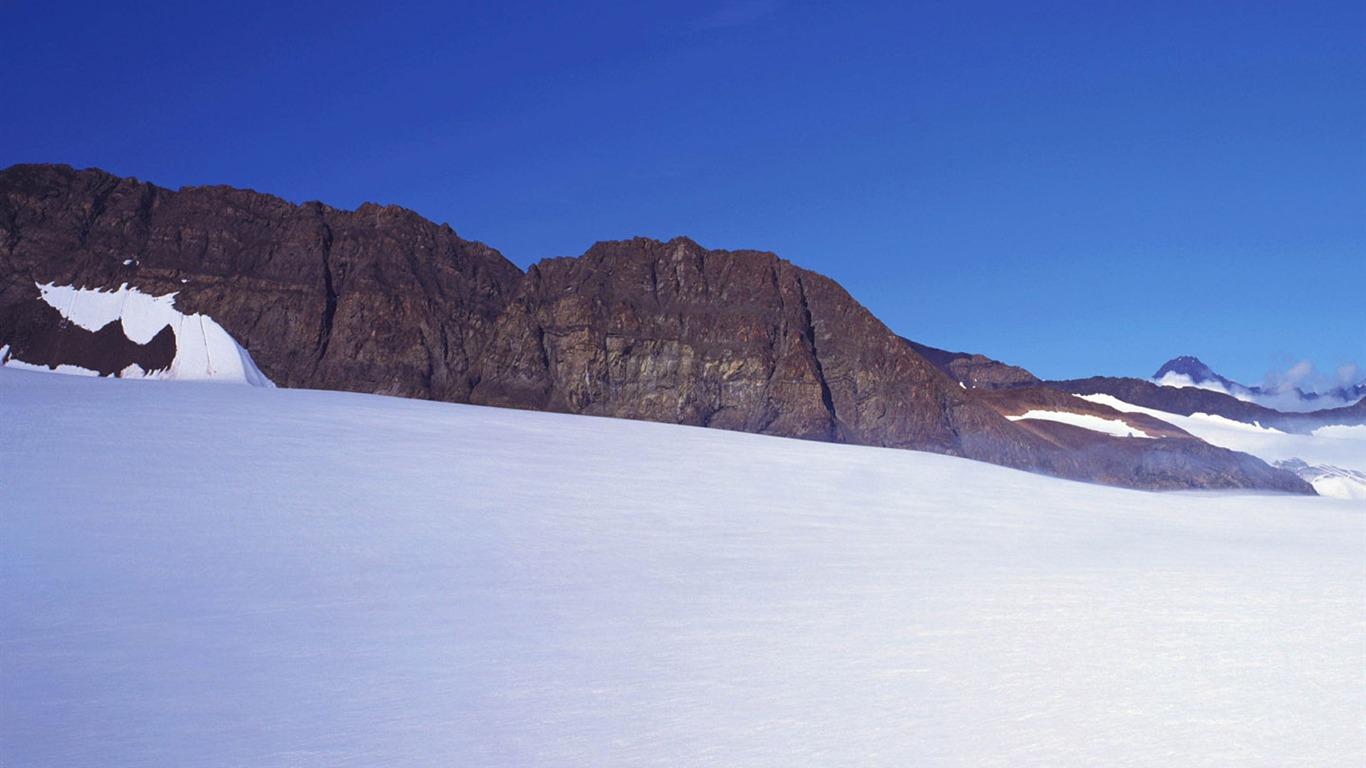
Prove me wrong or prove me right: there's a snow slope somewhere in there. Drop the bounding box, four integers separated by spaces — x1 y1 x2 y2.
1 282 274 385
2 368 1362 767
1080 393 1366 499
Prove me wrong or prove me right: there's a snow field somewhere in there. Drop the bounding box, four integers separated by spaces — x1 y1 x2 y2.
1 369 1362 767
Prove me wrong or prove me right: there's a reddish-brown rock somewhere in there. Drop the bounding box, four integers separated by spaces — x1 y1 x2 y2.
469 236 1048 464
0 163 522 399
0 164 1314 494
903 339 1041 389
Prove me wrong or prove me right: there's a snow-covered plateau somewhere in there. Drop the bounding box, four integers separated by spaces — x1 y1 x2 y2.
2 368 1362 767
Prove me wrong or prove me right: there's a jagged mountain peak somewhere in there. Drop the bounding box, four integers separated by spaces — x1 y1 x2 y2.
1153 355 1235 388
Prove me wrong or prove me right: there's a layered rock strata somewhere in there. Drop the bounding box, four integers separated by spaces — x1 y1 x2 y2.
0 164 1313 493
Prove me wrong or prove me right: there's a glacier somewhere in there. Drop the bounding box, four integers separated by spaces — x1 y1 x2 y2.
1 368 1361 767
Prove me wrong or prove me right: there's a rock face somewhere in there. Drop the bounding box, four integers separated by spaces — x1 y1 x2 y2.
903 339 1041 389
468 237 1036 462
974 386 1194 440
0 164 1315 494
1153 355 1235 388
1153 355 1366 412
0 163 523 399
971 386 1313 492
1 297 176 376
1048 376 1365 433
470 238 842 440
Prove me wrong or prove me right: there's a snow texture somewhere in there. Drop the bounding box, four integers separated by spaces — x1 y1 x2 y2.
2 368 1362 767
1277 460 1366 502
23 282 273 386
2 358 100 377
1006 409 1155 438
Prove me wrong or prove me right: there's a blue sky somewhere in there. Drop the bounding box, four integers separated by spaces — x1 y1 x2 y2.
4 1 1363 385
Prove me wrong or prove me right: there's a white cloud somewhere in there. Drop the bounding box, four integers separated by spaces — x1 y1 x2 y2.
1337 363 1362 388
1263 359 1316 394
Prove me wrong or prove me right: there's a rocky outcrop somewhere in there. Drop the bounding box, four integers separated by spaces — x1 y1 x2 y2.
1152 355 1237 389
1153 355 1366 409
1047 376 1365 433
1 296 176 376
468 236 1047 465
903 340 1041 389
969 386 1313 493
0 164 1315 494
471 238 841 440
0 163 523 399
974 386 1193 439
1018 421 1310 492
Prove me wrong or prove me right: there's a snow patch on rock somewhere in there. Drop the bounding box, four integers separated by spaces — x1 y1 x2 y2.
29 282 273 386
1007 409 1155 438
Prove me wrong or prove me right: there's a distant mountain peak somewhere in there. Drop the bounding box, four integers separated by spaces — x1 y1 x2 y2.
1154 356 1229 386
1151 355 1365 412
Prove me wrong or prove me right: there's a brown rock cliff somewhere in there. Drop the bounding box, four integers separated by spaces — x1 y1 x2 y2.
0 163 523 399
0 164 1313 494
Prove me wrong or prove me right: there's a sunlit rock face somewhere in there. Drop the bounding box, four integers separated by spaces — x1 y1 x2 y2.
902 339 1041 390
0 163 1314 494
0 163 523 398
468 235 1061 469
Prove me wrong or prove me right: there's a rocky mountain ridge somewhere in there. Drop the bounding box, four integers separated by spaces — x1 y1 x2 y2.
0 163 523 399
1049 375 1364 434
0 163 1314 493
907 342 1364 434
1153 354 1366 412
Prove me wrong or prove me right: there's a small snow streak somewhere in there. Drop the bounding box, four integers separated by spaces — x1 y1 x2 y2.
1007 409 1154 438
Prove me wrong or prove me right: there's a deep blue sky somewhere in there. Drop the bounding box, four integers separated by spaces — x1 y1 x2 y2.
4 1 1363 386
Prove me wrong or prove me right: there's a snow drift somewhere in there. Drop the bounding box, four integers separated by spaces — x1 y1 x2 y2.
1 368 1361 767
